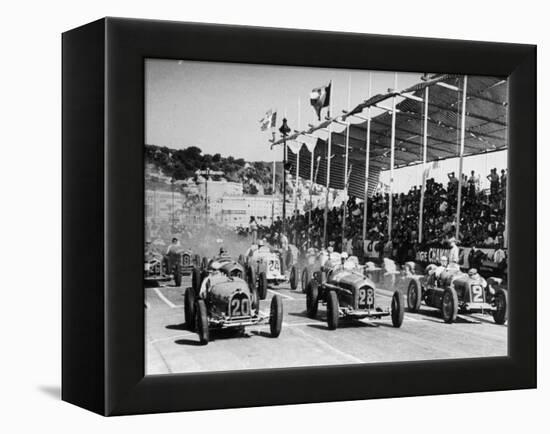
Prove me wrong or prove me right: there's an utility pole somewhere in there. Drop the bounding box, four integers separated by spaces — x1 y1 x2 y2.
279 118 291 235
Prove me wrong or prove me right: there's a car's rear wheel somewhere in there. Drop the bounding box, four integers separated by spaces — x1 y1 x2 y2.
326 290 339 330
442 287 458 323
246 264 256 291
174 263 182 287
250 285 260 315
306 280 319 318
269 295 283 338
258 271 268 300
301 268 310 293
492 288 508 325
184 288 196 331
407 278 422 312
191 266 201 296
193 254 201 267
196 299 209 345
289 265 298 290
391 290 405 328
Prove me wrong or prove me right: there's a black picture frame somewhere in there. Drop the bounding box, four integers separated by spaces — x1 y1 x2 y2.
62 17 536 416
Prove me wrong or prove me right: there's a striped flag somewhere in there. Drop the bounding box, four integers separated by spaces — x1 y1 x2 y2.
260 109 277 131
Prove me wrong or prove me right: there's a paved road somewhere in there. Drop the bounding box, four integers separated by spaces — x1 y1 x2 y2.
145 277 507 375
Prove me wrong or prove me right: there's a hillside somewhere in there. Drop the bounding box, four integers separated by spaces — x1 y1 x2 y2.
145 144 285 194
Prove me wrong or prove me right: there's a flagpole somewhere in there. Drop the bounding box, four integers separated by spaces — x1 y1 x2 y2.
362 73 372 249
294 98 301 245
341 75 351 250
455 75 468 240
271 111 277 226
323 81 333 248
419 86 429 244
388 73 397 241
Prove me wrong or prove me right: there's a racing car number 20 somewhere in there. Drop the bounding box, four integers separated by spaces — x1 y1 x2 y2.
230 294 251 317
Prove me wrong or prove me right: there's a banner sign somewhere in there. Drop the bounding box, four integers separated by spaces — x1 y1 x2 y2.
362 240 506 271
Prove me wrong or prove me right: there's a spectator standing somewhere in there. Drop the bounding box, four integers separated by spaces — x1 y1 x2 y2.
487 168 500 199
249 216 258 244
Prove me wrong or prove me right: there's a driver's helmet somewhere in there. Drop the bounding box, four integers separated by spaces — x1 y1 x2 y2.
219 246 228 256
439 255 449 267
340 252 349 264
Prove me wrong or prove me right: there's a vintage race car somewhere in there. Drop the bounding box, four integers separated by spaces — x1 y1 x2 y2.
183 272 283 345
300 250 355 292
407 265 508 324
192 255 252 295
143 257 171 285
244 246 298 299
305 258 404 330
161 249 201 287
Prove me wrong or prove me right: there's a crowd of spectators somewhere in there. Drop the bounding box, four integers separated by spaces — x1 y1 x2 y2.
252 168 507 264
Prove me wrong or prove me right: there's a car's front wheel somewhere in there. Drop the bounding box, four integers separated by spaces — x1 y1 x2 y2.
289 265 298 290
258 271 268 300
391 290 405 328
492 288 508 325
196 299 209 345
442 287 458 323
326 290 339 330
184 288 196 331
306 280 319 319
301 268 310 293
269 295 283 338
407 278 422 312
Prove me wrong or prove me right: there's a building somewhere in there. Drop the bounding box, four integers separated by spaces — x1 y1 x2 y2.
219 195 285 228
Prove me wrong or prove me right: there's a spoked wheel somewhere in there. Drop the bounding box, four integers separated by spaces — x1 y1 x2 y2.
326 290 339 330
306 280 319 318
301 268 310 293
407 278 422 312
391 290 405 328
442 287 458 324
492 288 508 325
289 265 298 290
196 299 209 345
258 271 268 300
184 288 196 331
269 295 283 338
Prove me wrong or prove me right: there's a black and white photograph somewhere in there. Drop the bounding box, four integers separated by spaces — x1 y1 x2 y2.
144 60 509 375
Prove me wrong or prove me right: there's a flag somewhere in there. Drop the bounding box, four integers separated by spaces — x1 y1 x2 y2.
260 109 277 131
310 82 331 120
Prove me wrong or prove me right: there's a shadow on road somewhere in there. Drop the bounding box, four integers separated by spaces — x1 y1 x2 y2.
166 322 188 331
175 328 252 345
307 320 372 331
174 338 203 346
37 385 61 400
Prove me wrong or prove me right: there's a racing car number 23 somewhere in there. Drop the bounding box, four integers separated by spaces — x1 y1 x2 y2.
358 287 375 308
229 294 250 317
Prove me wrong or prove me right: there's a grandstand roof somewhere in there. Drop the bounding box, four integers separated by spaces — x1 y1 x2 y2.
278 74 507 198
274 74 508 171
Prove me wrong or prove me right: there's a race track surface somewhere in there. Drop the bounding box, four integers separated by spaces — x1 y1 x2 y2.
145 277 507 375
